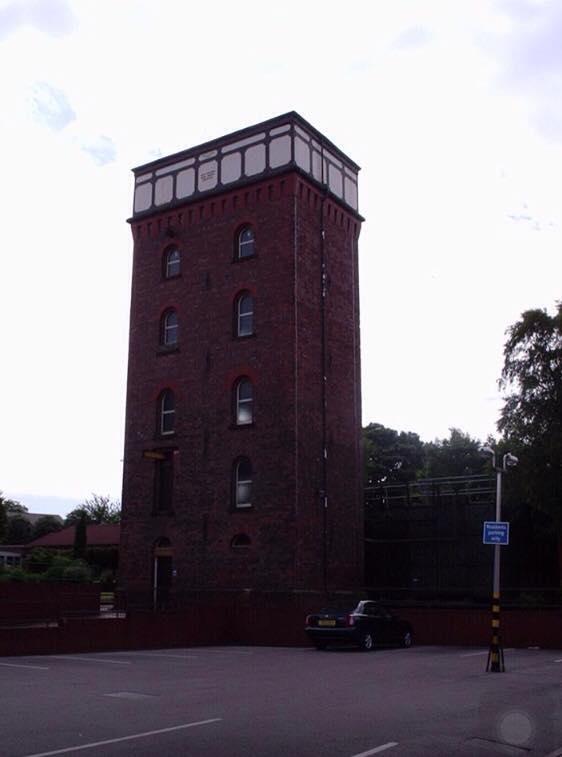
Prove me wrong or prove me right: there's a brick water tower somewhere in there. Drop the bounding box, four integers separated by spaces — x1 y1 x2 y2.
119 112 364 609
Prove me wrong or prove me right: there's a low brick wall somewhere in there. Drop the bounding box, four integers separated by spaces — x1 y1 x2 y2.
1 596 561 656
0 582 100 624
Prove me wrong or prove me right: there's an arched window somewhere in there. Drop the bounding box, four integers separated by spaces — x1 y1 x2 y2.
235 293 254 337
164 246 181 278
159 389 175 435
234 458 252 509
237 227 255 259
235 377 253 425
161 309 178 346
231 533 251 550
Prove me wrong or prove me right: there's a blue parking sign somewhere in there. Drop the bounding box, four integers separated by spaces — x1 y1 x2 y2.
483 521 509 545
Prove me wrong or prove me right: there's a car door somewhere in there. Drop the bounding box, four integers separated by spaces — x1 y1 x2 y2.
370 605 394 644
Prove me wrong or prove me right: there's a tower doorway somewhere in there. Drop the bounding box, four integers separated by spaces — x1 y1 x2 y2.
153 538 173 610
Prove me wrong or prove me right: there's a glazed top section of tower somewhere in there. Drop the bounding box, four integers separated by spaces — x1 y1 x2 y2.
130 111 360 218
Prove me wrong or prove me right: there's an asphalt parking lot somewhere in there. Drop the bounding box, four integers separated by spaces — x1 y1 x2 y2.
0 645 560 756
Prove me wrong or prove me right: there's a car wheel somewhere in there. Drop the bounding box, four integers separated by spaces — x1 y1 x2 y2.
359 632 374 651
401 631 413 648
314 642 327 651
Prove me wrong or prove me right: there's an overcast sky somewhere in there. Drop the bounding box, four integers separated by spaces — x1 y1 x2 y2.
1 0 561 516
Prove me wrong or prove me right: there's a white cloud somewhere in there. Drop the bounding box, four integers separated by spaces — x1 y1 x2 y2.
1 0 561 511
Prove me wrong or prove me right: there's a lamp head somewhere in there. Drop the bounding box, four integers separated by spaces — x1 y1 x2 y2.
504 453 519 468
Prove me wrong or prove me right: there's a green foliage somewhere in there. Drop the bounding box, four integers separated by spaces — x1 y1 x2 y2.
32 515 64 540
423 428 489 479
6 515 33 544
498 302 562 528
43 555 74 581
73 514 87 559
363 424 488 486
0 567 40 583
363 423 424 486
25 548 59 574
65 494 121 526
0 500 7 543
62 560 91 583
0 494 27 514
0 491 27 543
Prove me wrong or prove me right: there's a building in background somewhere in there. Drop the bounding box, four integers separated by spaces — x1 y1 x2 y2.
119 113 364 609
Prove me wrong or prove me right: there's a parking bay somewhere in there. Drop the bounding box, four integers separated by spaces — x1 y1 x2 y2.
0 645 561 756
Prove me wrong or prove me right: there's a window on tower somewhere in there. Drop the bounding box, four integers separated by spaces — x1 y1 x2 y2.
234 377 254 425
237 226 255 259
161 309 179 346
159 389 175 435
235 292 254 337
231 533 251 550
234 458 252 509
163 246 181 278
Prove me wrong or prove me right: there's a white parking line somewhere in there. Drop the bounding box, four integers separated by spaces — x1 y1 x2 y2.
459 648 514 658
0 662 49 670
116 652 199 660
351 742 398 757
554 659 562 663
460 650 488 657
50 656 131 665
22 718 222 756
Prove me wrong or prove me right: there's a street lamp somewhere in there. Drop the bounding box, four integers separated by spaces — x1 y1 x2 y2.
480 446 518 672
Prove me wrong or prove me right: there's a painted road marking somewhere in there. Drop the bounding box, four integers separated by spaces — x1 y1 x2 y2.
351 743 398 757
116 652 199 660
50 656 132 665
554 659 562 663
22 718 222 757
0 662 49 670
460 648 514 658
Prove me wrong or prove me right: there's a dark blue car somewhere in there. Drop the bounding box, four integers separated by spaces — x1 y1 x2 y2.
305 600 413 651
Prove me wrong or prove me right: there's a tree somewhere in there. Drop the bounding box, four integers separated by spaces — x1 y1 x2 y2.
6 516 33 544
73 513 88 560
498 302 562 527
423 428 489 479
31 515 64 541
363 423 425 486
0 492 27 514
65 494 121 526
0 500 7 543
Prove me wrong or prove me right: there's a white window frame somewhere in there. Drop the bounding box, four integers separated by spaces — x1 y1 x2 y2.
238 227 255 259
165 247 181 278
163 310 178 345
237 294 254 337
236 378 253 425
235 459 252 508
160 391 175 435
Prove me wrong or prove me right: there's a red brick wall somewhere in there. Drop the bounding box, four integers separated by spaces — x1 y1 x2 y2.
2 602 562 657
0 582 100 623
120 171 363 604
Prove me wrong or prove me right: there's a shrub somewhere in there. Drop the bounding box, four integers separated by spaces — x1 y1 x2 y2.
62 561 92 583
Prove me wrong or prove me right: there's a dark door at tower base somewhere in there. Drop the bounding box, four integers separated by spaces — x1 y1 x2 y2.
154 555 173 610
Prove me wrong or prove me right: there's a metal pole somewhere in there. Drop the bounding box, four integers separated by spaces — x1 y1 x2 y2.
487 466 505 672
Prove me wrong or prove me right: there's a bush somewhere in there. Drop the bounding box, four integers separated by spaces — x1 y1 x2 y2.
43 555 74 581
62 561 92 583
1 567 39 582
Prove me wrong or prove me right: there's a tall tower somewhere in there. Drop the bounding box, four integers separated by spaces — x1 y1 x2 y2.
120 113 364 608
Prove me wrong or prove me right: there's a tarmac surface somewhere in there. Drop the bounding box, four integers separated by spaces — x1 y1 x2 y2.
0 644 561 756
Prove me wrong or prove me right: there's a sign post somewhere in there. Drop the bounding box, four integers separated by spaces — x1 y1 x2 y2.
480 448 518 673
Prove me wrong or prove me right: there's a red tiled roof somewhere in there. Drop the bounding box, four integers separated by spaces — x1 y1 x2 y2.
26 524 120 548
